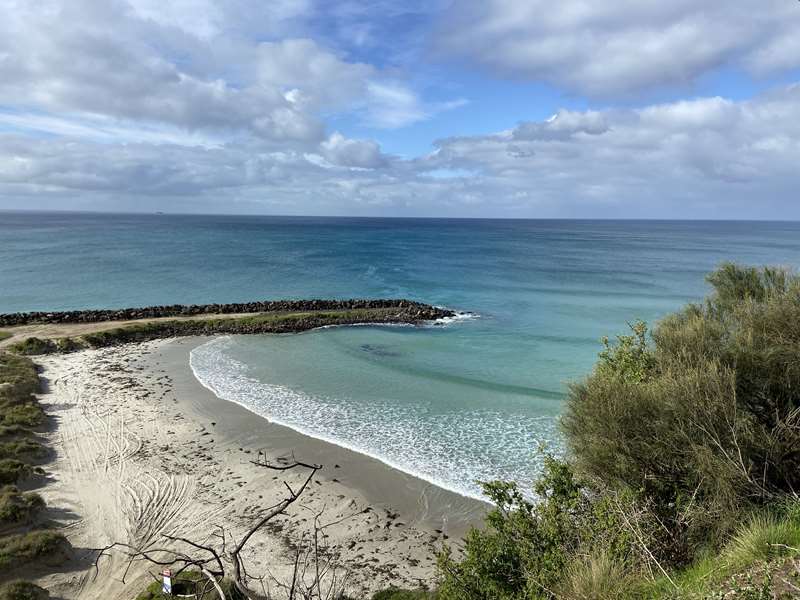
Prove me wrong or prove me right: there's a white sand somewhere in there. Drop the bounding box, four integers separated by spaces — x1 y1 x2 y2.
32 338 486 600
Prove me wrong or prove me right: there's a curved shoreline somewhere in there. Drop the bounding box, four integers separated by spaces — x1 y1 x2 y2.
161 337 489 533
188 335 491 504
33 336 486 599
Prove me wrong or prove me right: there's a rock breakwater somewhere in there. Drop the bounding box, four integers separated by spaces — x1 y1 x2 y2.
0 299 453 327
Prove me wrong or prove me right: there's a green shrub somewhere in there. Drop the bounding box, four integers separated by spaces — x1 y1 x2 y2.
0 355 39 401
0 440 47 461
0 426 30 440
6 339 56 356
0 531 68 572
436 457 642 600
563 264 800 556
0 405 45 428
53 338 85 353
136 571 245 600
0 332 11 343
0 581 49 600
0 487 45 529
0 461 33 485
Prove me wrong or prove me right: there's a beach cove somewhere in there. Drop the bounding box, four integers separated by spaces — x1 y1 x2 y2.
33 336 486 599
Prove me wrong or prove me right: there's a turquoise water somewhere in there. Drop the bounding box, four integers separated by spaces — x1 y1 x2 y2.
3 212 800 498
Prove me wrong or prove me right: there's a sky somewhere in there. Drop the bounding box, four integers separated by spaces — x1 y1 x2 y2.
0 0 799 218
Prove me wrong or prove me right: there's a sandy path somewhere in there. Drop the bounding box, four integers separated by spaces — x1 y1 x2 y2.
32 340 470 600
0 313 260 350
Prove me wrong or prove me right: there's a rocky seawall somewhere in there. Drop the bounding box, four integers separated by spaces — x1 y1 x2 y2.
0 299 453 327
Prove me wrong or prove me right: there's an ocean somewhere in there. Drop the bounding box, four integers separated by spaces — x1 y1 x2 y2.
3 211 800 499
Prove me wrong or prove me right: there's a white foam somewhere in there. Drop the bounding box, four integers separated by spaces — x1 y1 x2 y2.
431 309 480 327
189 336 560 501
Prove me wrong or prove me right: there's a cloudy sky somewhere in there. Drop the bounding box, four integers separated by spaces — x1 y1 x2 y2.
1 0 799 218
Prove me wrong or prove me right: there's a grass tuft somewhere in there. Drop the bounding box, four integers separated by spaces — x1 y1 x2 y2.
0 531 68 573
0 487 45 530
556 552 633 600
723 513 800 572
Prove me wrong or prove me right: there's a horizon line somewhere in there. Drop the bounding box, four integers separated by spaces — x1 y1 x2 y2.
0 208 798 224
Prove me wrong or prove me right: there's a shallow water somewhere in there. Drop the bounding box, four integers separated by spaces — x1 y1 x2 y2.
3 213 800 498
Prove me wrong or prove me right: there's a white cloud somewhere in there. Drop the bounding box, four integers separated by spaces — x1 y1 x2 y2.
362 82 467 128
0 0 438 145
0 0 798 219
319 132 388 169
436 0 800 96
364 82 429 128
2 85 799 218
422 84 800 213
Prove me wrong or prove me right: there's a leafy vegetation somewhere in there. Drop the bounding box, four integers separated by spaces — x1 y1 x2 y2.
0 581 49 600
0 352 68 590
0 487 45 530
0 354 45 429
375 264 800 600
136 571 245 600
0 440 46 461
0 531 68 573
563 262 800 557
0 332 11 343
0 461 34 486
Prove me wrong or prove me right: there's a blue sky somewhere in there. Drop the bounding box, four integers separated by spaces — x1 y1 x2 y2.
0 0 799 218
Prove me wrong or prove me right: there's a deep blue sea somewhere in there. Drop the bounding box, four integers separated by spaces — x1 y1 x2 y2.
3 211 800 499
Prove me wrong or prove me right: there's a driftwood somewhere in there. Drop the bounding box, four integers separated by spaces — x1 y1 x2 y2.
92 455 356 600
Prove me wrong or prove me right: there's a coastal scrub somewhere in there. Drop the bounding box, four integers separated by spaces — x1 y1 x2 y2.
430 263 800 599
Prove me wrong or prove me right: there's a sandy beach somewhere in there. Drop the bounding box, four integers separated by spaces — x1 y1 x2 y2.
32 337 487 600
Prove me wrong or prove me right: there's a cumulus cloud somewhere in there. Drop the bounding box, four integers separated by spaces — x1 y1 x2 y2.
436 0 800 96
319 133 388 169
421 84 800 214
0 1 329 142
0 0 798 219
513 110 610 141
2 85 799 218
0 0 443 144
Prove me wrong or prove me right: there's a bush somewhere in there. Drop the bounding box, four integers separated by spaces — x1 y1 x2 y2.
0 581 49 600
136 571 245 600
0 461 33 486
0 440 46 461
562 264 800 556
0 333 11 343
0 405 45 429
6 339 56 357
0 487 45 529
0 531 68 572
0 355 39 401
0 426 30 440
435 457 642 600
